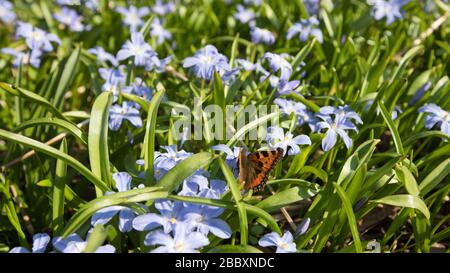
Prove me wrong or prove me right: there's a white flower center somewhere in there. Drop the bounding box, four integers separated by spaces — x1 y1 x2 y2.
174 242 185 252
129 13 140 24
200 55 214 65
279 242 289 250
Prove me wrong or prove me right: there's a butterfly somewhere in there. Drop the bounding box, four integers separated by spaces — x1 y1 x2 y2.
238 147 284 192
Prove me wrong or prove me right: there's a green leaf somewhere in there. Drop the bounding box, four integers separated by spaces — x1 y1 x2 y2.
139 15 155 36
13 117 88 145
158 152 215 193
378 102 404 155
256 187 310 212
85 224 109 253
62 187 167 237
333 183 363 253
391 45 423 81
396 165 420 196
419 158 450 195
53 139 67 236
226 112 278 147
207 245 263 253
54 45 81 109
89 92 113 193
372 194 430 219
143 85 166 184
0 129 110 192
0 82 71 122
218 157 249 245
290 38 316 70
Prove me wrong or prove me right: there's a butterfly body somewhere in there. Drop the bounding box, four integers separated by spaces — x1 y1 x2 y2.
238 147 284 192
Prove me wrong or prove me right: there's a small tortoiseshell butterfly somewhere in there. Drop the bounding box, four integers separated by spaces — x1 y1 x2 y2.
238 147 284 192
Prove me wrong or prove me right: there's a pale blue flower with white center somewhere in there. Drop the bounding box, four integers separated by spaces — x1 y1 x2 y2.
125 77 153 101
234 4 255 25
294 217 311 238
152 0 175 16
145 222 209 253
132 200 187 233
1 48 43 68
0 0 16 24
16 22 61 52
116 5 150 32
182 45 231 81
367 0 408 25
287 17 323 43
277 79 301 95
317 114 358 151
319 105 363 125
419 104 450 137
88 46 118 66
52 233 115 253
235 59 259 71
117 32 156 66
145 55 172 72
151 18 172 45
53 7 85 32
154 145 193 172
251 27 276 45
258 231 297 253
91 172 142 232
266 126 311 156
275 98 320 131
263 52 293 81
9 233 50 253
178 175 210 196
183 204 232 239
109 101 142 131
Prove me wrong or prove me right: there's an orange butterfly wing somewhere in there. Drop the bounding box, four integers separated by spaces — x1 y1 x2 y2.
239 147 284 191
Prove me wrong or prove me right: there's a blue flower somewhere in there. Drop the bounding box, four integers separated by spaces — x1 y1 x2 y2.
319 105 363 125
244 0 262 5
132 200 187 233
367 0 408 25
150 18 172 45
409 82 431 105
99 65 127 100
178 174 210 196
16 22 61 53
251 27 276 45
117 32 156 66
277 79 301 95
287 17 323 43
419 104 450 137
116 5 150 32
154 145 193 171
258 231 297 253
183 205 232 239
317 114 358 151
53 7 85 32
234 4 256 25
263 52 293 81
52 233 115 253
9 233 50 253
0 0 16 24
304 0 320 15
145 55 172 73
152 0 175 16
144 222 209 253
1 48 43 68
274 99 319 131
266 126 311 156
109 101 143 131
124 77 153 101
364 100 401 120
91 172 143 232
88 46 118 66
211 144 241 166
182 45 231 81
